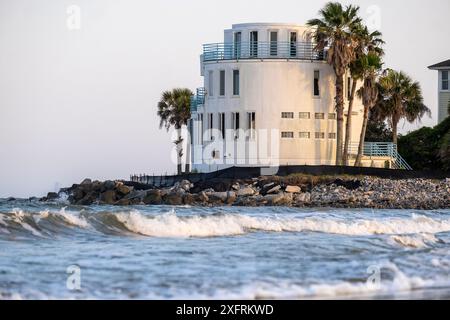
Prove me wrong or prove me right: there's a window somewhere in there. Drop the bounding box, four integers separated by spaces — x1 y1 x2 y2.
281 112 294 119
328 133 336 139
250 31 258 57
299 112 311 119
315 113 325 120
233 70 240 96
299 132 310 139
198 114 204 143
443 71 449 90
208 71 214 97
314 70 320 96
234 32 242 59
290 32 297 57
247 112 256 139
188 119 193 145
281 132 294 138
315 132 325 139
232 112 240 139
208 113 214 140
270 31 278 56
219 113 225 139
219 70 226 96
328 113 336 120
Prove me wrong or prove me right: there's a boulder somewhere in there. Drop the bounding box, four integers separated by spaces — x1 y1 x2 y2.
208 192 228 203
143 190 162 205
46 192 59 200
295 192 311 204
102 180 116 191
265 192 293 206
266 185 281 195
194 192 209 203
99 190 117 205
163 192 183 206
178 180 193 192
76 192 97 206
80 178 92 185
285 186 301 194
226 191 237 205
183 193 195 205
237 187 255 197
117 184 132 196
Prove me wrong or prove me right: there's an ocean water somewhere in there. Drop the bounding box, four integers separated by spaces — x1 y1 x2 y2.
1 199 450 300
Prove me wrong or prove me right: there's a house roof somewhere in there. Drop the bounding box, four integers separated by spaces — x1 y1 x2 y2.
428 59 450 69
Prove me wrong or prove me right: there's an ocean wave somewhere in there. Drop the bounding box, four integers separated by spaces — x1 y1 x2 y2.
1 208 450 239
189 263 443 300
390 233 443 248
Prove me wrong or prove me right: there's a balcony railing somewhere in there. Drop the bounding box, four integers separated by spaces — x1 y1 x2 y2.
190 87 205 113
349 142 412 170
203 41 325 62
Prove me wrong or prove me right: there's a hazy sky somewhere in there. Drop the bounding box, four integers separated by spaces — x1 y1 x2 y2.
0 0 449 197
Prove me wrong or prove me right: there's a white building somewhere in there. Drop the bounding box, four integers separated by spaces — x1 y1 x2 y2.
189 23 409 172
428 59 450 124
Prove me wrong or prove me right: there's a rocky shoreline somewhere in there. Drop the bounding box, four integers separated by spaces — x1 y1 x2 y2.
40 175 450 210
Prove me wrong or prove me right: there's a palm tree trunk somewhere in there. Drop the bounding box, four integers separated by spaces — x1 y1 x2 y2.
335 74 345 166
176 128 182 175
355 105 370 167
343 78 358 165
392 116 399 146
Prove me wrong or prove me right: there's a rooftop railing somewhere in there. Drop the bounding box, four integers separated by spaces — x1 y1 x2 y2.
203 41 325 62
190 87 205 113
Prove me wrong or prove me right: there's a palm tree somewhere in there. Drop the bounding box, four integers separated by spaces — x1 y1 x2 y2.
354 52 383 167
376 69 430 145
157 88 193 175
343 25 384 165
307 2 362 165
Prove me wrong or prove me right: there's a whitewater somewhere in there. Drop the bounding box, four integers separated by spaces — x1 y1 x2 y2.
1 198 450 299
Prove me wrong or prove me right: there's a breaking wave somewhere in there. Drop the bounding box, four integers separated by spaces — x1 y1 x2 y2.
198 263 447 300
1 208 450 241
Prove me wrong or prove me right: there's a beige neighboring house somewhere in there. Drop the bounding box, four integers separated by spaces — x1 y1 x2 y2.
429 59 450 124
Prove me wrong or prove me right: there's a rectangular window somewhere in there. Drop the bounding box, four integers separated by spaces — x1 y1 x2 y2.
247 112 256 139
219 70 225 96
270 31 278 56
299 132 310 139
233 70 240 96
299 112 311 119
315 132 325 139
232 112 240 139
314 70 320 96
328 113 336 120
281 112 294 119
250 31 258 57
208 71 214 97
199 114 204 144
443 71 449 90
281 132 294 139
219 113 225 140
208 113 214 140
290 32 297 57
328 133 336 139
315 113 325 120
234 32 242 59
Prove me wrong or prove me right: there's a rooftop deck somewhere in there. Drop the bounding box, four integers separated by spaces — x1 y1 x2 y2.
203 41 324 62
